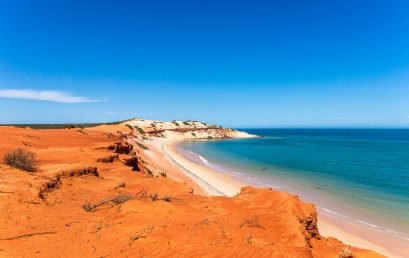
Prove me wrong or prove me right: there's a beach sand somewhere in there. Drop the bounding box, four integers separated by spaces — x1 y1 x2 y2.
162 140 243 196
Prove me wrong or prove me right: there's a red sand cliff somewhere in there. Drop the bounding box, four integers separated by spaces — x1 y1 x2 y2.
0 126 384 257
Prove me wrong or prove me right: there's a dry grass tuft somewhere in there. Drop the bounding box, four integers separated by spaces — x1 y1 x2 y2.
83 193 135 212
3 148 37 172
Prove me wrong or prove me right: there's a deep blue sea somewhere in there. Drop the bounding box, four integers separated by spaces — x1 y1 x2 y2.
179 129 409 242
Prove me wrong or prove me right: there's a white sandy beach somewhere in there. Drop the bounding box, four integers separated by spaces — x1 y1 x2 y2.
163 140 244 196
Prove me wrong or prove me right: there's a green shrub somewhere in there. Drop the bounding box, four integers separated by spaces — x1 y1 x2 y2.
3 148 37 172
135 141 149 150
134 126 145 134
1 119 132 130
64 124 76 129
125 124 134 131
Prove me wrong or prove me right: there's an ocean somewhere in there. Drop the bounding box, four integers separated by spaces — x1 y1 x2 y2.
178 129 409 245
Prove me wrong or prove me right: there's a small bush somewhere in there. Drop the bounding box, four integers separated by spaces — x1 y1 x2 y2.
3 148 37 172
183 121 189 126
159 172 167 177
134 126 145 134
150 193 159 201
64 124 76 129
135 141 149 150
161 195 172 202
145 168 153 176
125 124 134 131
172 121 180 126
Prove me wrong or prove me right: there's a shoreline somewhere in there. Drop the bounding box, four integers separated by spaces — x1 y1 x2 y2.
163 139 404 258
162 140 243 197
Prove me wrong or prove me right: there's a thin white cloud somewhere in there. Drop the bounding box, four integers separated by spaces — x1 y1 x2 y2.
0 89 104 103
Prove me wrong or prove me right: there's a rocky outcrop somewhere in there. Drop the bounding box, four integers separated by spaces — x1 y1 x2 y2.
108 142 133 154
123 156 141 171
122 118 257 139
338 248 356 258
299 216 321 241
96 154 119 163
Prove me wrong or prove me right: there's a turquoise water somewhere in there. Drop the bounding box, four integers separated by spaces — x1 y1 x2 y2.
179 129 409 242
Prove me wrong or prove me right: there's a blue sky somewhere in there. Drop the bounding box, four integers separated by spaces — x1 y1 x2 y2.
1 0 409 127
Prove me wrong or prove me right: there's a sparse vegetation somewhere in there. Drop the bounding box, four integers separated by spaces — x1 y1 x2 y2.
149 193 159 201
82 189 174 212
3 148 37 172
192 132 196 137
145 168 153 176
207 136 214 139
172 121 180 126
125 124 134 131
0 119 129 129
183 121 189 126
83 193 135 212
149 192 173 202
159 172 167 177
134 126 145 134
135 141 149 150
161 195 173 202
64 124 76 129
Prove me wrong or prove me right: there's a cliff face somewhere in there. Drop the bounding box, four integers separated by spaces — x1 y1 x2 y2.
123 118 257 139
0 123 383 258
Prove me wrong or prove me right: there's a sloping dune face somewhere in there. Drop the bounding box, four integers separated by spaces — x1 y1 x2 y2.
0 125 383 258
